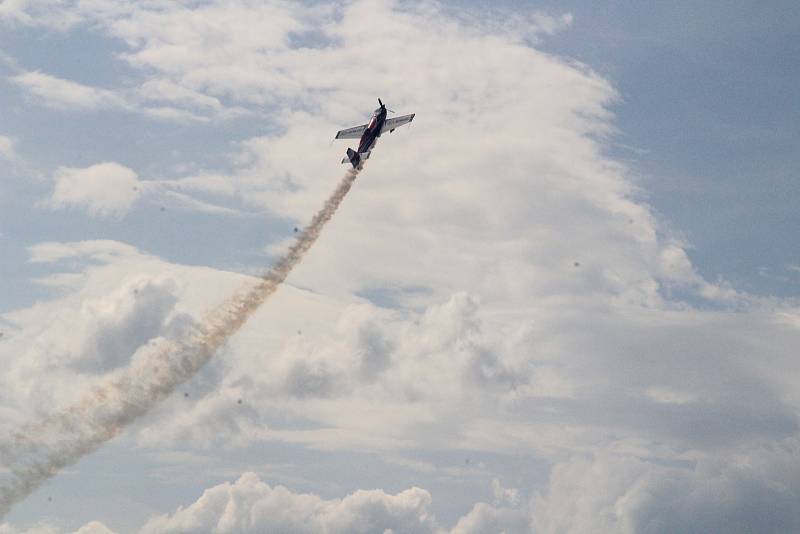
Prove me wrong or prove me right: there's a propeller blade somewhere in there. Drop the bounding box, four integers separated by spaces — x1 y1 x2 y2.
378 98 393 113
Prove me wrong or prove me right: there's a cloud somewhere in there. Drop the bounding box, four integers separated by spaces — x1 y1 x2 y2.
43 162 142 217
0 240 243 420
136 80 248 120
12 71 127 110
27 239 141 264
137 80 223 112
40 161 253 218
3 1 580 122
5 238 797 521
0 522 115 534
160 190 250 216
141 286 800 456
141 472 439 534
451 503 529 534
72 523 116 534
0 0 82 30
63 0 729 310
0 523 59 534
0 136 16 160
139 473 532 533
10 71 239 121
132 447 797 534
532 446 800 534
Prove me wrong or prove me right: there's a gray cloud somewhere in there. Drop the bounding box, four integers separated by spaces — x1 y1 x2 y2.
533 446 800 534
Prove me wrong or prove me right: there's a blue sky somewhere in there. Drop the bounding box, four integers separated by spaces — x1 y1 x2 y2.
1 1 799 532
529 0 800 296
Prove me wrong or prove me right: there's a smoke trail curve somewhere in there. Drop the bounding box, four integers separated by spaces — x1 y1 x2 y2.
0 167 361 517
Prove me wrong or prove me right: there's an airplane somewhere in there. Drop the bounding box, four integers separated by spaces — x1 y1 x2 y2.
335 98 415 168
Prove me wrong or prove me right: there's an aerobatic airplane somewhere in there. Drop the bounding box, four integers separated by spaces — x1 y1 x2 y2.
335 99 415 168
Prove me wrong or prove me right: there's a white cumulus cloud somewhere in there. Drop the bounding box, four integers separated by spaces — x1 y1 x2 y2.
44 162 142 217
12 71 127 110
141 472 438 534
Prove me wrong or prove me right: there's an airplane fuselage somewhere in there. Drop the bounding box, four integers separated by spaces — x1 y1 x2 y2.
357 106 387 154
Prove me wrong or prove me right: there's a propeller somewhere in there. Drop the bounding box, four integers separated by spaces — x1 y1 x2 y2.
378 98 395 113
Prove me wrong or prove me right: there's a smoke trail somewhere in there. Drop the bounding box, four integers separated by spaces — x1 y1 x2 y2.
0 167 361 517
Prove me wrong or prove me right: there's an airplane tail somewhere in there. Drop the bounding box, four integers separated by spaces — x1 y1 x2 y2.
341 148 371 168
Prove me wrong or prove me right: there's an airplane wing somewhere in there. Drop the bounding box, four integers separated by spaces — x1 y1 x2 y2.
335 124 368 139
381 113 415 134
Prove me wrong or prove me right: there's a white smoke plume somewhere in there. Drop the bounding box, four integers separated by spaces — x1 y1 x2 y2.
0 166 361 517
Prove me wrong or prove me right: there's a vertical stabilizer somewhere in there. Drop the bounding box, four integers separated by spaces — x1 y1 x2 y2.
342 147 361 168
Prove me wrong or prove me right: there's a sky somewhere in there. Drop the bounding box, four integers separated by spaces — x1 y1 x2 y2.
0 0 799 532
